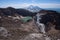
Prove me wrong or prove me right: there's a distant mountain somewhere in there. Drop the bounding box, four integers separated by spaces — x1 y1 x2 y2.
0 7 36 17
24 5 42 12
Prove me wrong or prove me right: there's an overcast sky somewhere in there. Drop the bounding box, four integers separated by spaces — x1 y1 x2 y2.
0 0 60 8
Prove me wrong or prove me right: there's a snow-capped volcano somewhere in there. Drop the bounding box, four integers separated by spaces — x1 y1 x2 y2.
24 5 42 12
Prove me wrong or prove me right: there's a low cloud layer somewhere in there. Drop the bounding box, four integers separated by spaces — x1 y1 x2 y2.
0 3 60 8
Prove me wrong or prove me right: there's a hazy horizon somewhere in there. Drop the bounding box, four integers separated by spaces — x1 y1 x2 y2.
0 0 60 8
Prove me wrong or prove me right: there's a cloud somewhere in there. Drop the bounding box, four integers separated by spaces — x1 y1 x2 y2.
0 3 60 8
38 3 60 8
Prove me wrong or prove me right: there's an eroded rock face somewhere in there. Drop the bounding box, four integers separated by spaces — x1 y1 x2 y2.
34 10 60 33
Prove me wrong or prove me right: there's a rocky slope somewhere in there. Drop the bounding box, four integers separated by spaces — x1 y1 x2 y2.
0 7 60 40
